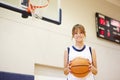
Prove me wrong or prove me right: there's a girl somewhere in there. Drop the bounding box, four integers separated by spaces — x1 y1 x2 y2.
64 24 97 80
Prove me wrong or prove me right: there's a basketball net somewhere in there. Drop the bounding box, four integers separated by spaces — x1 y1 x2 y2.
27 0 49 19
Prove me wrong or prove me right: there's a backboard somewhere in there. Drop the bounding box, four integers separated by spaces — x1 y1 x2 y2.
0 0 62 25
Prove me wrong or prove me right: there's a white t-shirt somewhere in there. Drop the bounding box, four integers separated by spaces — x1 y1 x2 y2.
66 45 95 80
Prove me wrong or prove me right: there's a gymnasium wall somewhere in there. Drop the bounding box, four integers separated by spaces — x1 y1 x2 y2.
0 0 120 80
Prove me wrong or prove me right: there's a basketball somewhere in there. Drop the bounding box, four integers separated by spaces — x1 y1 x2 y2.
70 57 90 78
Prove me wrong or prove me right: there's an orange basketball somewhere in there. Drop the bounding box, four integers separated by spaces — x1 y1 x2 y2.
70 57 90 78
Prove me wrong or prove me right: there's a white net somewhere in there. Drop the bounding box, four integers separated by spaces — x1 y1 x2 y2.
31 8 43 19
30 0 49 19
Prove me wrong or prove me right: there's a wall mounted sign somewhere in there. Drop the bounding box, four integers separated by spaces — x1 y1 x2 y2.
95 12 120 44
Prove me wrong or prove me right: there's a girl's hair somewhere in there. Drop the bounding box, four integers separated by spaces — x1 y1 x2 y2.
72 24 86 38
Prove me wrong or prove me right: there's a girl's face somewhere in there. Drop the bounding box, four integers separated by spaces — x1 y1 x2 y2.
73 29 85 43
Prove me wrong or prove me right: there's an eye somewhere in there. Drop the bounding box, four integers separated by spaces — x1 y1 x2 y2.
80 32 83 34
74 32 78 34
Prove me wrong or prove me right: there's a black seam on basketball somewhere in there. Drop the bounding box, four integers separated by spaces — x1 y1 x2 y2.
71 65 89 67
71 70 90 74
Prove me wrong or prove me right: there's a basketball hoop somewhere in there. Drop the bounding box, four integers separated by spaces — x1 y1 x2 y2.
27 0 49 19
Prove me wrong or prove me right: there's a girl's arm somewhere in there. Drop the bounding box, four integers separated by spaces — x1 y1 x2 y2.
91 48 98 75
64 50 69 75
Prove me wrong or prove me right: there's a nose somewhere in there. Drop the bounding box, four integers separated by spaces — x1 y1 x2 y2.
77 33 82 36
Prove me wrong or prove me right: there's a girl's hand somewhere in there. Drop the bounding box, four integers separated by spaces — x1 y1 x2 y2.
89 64 97 75
64 62 72 75
89 64 92 71
68 61 72 73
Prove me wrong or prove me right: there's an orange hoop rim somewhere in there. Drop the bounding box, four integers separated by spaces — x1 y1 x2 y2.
27 0 50 13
